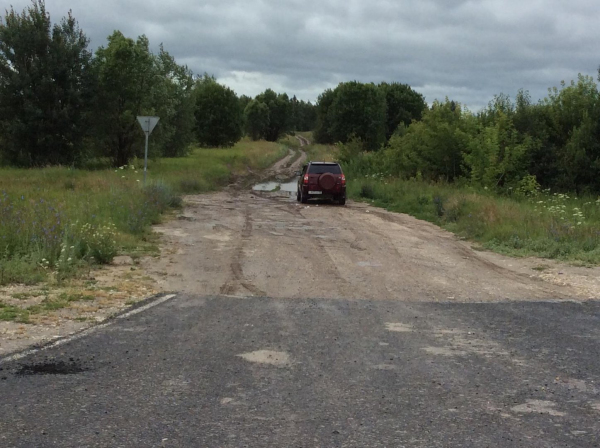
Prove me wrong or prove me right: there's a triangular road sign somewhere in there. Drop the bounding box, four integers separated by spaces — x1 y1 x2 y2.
137 116 160 135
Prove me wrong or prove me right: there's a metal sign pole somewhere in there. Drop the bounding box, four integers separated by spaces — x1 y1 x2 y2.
136 116 160 187
144 131 149 186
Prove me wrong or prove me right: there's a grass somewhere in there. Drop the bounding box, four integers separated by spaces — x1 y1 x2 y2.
348 175 600 264
305 143 338 163
0 138 286 286
296 131 314 141
278 135 302 150
0 291 96 323
148 138 287 192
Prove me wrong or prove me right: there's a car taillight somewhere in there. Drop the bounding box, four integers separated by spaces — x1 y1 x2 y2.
341 175 346 186
303 174 309 185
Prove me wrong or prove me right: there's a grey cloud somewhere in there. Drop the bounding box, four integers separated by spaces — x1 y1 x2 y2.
8 0 600 109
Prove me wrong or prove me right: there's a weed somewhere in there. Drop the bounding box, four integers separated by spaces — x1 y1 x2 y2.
433 196 445 217
179 179 205 194
11 293 32 300
64 180 76 190
532 265 550 271
0 302 29 323
360 184 376 199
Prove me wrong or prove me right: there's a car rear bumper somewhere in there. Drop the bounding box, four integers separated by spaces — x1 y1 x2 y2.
301 187 346 199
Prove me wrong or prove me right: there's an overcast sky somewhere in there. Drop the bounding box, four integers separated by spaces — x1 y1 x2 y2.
7 0 600 110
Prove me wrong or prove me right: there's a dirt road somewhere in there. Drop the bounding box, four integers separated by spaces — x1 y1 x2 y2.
144 183 597 303
4 150 600 447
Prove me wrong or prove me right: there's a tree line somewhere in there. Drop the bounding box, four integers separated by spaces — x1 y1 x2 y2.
317 77 600 195
0 1 316 168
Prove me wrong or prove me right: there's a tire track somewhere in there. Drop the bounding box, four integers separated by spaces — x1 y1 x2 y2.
219 206 267 297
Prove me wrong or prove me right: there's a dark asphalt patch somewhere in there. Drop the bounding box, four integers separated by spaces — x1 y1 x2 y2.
16 358 88 376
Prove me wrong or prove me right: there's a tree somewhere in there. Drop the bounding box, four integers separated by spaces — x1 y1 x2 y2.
314 88 336 144
244 100 270 141
92 31 157 166
464 112 534 189
150 46 196 157
194 75 243 147
255 89 290 141
385 99 471 181
0 0 93 166
379 82 426 140
329 81 387 151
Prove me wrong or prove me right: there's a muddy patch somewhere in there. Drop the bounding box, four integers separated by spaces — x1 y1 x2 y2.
253 180 297 193
237 350 291 367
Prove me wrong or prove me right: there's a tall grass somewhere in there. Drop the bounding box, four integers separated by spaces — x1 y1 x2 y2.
305 143 337 162
0 139 285 284
348 175 600 264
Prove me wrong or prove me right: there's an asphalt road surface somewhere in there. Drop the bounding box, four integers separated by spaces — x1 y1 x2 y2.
1 294 600 447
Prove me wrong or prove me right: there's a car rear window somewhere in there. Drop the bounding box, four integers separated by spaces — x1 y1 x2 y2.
308 164 342 175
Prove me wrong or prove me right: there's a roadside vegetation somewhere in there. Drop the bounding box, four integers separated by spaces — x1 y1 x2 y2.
0 140 285 289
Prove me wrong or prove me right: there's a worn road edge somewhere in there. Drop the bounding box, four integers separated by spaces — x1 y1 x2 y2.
0 292 177 364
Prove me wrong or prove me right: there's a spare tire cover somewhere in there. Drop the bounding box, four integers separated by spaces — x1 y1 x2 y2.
318 173 336 190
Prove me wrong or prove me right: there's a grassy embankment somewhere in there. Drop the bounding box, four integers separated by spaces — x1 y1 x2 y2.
0 139 286 289
349 176 600 265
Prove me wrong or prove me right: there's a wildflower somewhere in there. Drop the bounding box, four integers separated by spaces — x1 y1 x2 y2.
67 258 72 262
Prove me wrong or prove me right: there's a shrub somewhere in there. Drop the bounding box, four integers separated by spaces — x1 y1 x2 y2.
77 222 118 264
179 179 204 194
360 184 376 199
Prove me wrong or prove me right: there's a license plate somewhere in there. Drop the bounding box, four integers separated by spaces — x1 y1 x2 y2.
309 191 322 195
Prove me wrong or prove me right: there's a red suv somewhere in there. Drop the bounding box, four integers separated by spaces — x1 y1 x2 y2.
296 162 346 205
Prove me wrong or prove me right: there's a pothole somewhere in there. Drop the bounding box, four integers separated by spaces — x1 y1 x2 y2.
16 359 89 376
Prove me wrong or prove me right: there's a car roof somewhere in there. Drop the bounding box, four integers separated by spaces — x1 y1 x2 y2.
309 161 340 165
